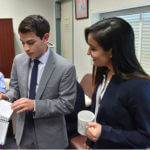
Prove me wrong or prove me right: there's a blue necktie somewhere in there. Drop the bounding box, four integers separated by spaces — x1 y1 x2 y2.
29 59 40 99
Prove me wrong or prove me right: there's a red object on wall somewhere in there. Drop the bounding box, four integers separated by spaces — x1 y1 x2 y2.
0 19 15 78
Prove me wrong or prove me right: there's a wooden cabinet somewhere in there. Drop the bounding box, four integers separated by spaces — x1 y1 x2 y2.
0 19 15 78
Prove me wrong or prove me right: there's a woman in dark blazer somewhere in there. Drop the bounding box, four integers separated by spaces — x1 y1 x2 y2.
84 17 150 149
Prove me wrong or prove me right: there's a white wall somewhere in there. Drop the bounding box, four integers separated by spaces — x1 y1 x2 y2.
1 0 150 82
0 0 56 55
61 0 72 63
73 0 150 81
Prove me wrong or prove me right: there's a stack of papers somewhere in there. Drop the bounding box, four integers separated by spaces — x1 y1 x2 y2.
0 100 13 145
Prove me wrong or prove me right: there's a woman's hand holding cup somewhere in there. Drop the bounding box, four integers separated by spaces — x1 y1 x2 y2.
86 122 102 142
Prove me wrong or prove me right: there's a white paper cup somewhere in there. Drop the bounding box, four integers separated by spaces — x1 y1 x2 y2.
78 110 95 136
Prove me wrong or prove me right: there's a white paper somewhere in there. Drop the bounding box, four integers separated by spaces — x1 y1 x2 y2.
0 121 9 145
0 100 13 120
0 100 13 145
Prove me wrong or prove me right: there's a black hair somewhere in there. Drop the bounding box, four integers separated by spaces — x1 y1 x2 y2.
85 17 150 88
18 15 50 39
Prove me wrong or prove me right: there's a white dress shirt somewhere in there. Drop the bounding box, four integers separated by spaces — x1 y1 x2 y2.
95 75 110 117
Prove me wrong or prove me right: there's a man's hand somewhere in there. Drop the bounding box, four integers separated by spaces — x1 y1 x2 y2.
86 122 102 142
0 93 9 101
12 98 34 114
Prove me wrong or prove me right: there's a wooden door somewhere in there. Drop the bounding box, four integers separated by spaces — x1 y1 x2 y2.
0 19 15 78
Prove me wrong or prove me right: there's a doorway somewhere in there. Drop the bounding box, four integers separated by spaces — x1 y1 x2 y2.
55 0 73 63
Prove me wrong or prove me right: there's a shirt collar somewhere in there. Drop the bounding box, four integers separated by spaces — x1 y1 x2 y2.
38 47 50 64
31 47 50 64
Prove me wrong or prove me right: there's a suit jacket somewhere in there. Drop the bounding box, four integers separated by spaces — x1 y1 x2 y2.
6 49 76 149
87 75 150 149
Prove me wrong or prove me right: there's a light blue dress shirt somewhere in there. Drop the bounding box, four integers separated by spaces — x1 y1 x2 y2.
28 47 50 96
0 72 6 93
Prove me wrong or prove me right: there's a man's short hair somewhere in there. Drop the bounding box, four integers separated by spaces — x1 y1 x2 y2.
18 15 50 39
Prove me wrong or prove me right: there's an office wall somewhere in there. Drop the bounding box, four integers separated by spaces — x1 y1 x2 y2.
1 0 150 82
74 0 150 81
0 0 56 55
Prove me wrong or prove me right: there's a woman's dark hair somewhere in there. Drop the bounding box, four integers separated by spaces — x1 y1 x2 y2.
18 15 50 39
85 17 150 88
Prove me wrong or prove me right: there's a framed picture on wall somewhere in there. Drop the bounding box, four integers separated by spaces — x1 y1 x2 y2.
75 0 88 20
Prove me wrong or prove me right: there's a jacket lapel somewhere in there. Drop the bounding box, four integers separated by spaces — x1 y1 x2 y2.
22 56 30 97
36 49 56 99
91 85 98 112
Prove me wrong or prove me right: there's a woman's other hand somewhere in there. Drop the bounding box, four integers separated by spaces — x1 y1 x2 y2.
83 143 92 150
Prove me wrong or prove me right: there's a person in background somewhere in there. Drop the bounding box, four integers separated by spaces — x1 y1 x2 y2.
0 15 76 149
84 17 150 149
0 73 17 149
0 72 6 148
65 81 86 142
0 72 6 94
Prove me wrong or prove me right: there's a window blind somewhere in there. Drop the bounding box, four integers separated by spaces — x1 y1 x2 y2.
141 12 150 74
118 14 140 60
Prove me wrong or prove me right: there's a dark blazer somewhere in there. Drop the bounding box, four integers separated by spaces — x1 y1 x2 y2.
87 75 150 149
65 81 86 141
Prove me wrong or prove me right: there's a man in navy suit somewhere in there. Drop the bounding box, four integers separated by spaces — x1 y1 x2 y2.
65 81 86 141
